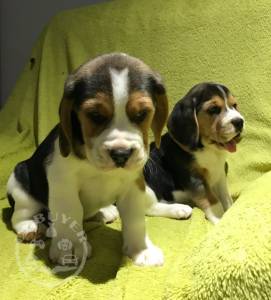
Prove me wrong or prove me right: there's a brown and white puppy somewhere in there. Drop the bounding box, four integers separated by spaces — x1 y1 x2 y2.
144 82 244 224
7 53 171 266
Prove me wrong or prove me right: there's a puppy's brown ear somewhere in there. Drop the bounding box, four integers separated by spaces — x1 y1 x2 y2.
150 73 169 148
59 97 73 157
167 95 200 151
58 75 76 157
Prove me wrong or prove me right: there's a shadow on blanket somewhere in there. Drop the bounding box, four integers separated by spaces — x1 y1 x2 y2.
2 207 123 284
2 207 13 231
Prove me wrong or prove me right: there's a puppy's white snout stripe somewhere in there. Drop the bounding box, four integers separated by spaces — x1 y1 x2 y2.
110 68 129 104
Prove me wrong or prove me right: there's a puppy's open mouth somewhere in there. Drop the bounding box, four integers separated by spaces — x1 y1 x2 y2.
212 133 242 153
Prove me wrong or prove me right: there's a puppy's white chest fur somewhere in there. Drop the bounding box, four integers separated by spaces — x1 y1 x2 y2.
194 145 226 186
78 167 136 218
47 142 138 219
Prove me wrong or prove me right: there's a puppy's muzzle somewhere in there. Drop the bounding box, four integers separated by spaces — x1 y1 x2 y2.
108 148 134 167
231 118 244 132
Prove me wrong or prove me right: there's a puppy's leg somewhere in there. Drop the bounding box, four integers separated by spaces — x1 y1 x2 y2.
7 173 44 241
117 185 164 266
213 175 233 211
192 183 224 225
203 203 224 225
194 196 224 225
48 180 91 265
145 187 192 219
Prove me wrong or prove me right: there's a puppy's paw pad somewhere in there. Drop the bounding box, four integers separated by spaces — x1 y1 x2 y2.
133 246 164 266
171 204 192 219
15 220 39 242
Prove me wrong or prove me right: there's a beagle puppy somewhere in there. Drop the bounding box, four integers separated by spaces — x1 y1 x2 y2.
7 53 171 266
144 82 244 224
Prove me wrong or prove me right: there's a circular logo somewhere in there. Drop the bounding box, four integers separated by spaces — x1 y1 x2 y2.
15 212 90 288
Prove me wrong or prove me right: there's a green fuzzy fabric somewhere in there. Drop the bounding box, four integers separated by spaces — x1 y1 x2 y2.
1 0 271 298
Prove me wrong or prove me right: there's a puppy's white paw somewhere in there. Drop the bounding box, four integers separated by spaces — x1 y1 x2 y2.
170 204 192 219
205 206 222 225
132 245 164 266
49 237 91 265
14 220 40 241
207 215 221 225
99 205 119 223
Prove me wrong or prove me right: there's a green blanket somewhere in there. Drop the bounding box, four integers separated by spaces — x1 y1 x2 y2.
1 0 271 299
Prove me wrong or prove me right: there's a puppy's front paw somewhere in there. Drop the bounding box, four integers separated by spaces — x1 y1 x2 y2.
206 215 221 225
170 204 192 219
14 220 41 242
49 237 91 265
132 245 164 266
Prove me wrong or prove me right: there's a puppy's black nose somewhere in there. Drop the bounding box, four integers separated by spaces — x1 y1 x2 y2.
109 148 134 167
231 118 244 131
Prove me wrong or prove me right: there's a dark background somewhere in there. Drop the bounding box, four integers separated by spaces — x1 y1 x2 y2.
0 0 107 107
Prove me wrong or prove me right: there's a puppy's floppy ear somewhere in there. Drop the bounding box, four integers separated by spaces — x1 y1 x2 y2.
167 95 200 151
149 72 169 148
58 74 79 157
59 96 73 157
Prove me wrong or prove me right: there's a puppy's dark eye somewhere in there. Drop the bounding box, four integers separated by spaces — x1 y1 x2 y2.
132 110 148 124
232 103 238 110
207 106 221 115
87 111 109 125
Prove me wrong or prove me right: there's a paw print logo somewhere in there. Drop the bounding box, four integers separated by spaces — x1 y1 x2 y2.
57 239 73 251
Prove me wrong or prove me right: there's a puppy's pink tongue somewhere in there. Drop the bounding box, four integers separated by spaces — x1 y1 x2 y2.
224 141 237 152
